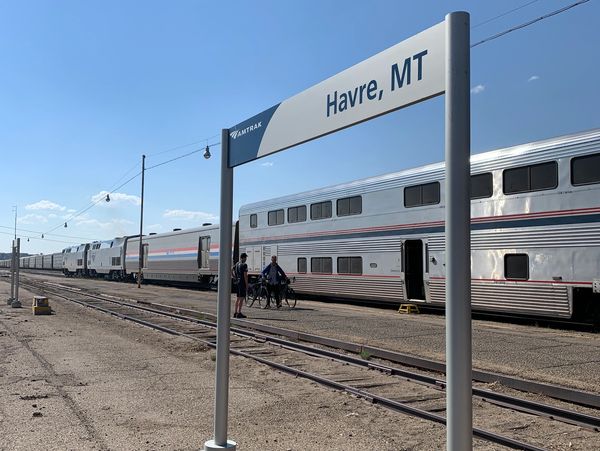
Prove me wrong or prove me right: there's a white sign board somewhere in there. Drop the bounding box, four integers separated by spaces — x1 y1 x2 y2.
228 21 445 167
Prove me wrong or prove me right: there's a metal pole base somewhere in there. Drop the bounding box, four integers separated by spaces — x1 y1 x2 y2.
11 299 22 308
7 298 14 305
204 439 237 450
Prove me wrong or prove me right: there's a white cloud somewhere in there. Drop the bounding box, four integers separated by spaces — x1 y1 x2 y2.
163 209 218 222
470 84 485 94
18 214 48 224
261 161 274 167
91 190 141 206
48 213 57 218
528 75 540 82
25 200 66 211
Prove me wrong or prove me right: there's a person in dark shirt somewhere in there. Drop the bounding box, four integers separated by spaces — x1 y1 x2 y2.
261 255 287 309
233 253 248 318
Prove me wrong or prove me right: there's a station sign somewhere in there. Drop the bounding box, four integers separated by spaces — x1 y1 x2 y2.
228 21 446 167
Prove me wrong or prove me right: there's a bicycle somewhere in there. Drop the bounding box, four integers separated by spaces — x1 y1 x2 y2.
246 277 268 308
280 277 297 308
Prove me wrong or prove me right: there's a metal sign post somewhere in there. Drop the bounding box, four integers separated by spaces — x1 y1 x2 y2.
204 129 236 451
13 238 20 307
7 242 15 304
205 12 470 450
445 12 471 450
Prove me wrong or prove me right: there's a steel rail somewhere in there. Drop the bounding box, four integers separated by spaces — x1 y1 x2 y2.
23 283 549 451
22 279 600 433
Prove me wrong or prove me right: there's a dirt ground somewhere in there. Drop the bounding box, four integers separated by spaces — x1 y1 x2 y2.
1 278 596 450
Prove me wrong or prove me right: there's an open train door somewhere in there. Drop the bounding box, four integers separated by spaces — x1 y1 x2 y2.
403 239 426 301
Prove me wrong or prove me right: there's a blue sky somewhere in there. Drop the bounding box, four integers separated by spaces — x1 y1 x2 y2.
1 0 599 254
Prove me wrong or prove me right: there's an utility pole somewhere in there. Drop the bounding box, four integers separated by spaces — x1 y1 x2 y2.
137 154 145 288
9 206 17 303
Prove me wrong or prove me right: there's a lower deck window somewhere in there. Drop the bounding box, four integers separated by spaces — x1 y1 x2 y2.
504 254 529 280
297 257 307 273
337 257 362 275
311 257 332 274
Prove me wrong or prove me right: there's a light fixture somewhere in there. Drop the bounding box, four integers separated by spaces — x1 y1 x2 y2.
27 238 30 242
105 194 110 202
64 222 67 228
203 145 211 159
41 234 44 239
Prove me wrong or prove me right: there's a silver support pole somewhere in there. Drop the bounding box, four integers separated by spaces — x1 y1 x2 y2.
137 154 145 289
14 238 20 302
8 243 15 303
204 129 236 450
445 11 472 451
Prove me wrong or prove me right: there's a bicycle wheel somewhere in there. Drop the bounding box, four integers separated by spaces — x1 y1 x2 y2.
284 287 297 308
245 285 256 307
257 286 269 308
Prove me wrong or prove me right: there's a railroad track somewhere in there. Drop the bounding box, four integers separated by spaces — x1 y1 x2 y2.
17 277 600 450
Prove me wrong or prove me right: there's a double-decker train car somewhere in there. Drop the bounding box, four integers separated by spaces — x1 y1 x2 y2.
239 129 600 321
125 224 227 284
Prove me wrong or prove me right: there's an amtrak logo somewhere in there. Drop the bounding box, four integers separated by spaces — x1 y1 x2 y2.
230 121 262 140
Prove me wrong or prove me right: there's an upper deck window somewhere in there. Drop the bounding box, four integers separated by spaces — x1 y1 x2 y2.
503 161 557 195
268 209 284 226
337 196 362 217
310 201 332 220
404 182 440 208
571 153 600 186
288 205 307 223
470 173 493 199
250 214 257 228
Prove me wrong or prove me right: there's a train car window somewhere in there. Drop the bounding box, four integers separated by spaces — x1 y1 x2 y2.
250 214 257 228
404 182 440 207
288 205 307 223
311 257 332 274
470 172 493 199
267 209 284 226
310 201 332 220
337 196 362 216
338 256 362 275
571 153 600 186
503 161 557 194
297 257 307 273
504 254 529 280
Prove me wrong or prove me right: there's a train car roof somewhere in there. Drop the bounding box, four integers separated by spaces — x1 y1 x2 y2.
239 128 600 214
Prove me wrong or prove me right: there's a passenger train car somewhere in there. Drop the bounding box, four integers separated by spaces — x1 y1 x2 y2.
3 129 600 322
239 129 600 321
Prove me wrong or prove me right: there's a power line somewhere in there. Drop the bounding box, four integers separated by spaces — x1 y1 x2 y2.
146 133 220 158
472 0 540 29
0 224 95 241
472 0 590 48
146 141 220 171
0 230 75 245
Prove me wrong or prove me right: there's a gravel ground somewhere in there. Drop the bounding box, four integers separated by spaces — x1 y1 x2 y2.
1 281 509 451
2 273 599 450
21 272 600 394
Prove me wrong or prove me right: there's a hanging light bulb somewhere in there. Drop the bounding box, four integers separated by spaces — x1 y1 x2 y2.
105 194 110 202
64 222 68 228
41 234 44 239
203 145 211 159
27 238 30 242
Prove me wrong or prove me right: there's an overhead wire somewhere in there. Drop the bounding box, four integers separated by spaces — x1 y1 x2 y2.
471 0 590 48
471 0 540 29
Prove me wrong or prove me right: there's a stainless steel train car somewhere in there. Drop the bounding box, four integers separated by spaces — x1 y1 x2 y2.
52 252 64 270
87 237 128 280
239 129 600 321
63 243 89 276
125 224 226 284
42 254 52 269
34 254 43 269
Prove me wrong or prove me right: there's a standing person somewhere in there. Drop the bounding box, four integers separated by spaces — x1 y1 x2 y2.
261 255 287 309
233 253 248 318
